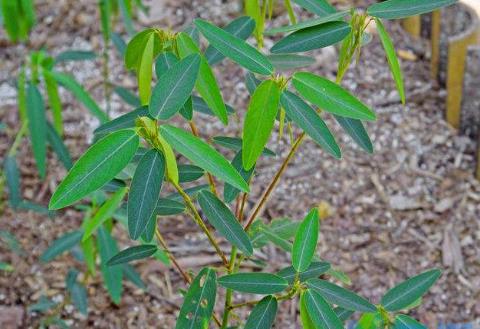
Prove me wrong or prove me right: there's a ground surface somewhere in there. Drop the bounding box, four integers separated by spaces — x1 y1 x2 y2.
1 0 480 328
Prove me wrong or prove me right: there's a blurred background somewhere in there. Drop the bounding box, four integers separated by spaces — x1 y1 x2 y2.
1 0 480 328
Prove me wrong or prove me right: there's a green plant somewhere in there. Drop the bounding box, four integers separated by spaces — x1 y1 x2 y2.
0 0 36 43
42 0 455 327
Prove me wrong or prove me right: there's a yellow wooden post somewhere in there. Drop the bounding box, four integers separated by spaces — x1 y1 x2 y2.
402 15 421 38
430 10 441 80
446 28 479 129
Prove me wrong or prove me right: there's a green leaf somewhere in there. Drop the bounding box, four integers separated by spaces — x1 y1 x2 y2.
43 69 63 134
223 150 254 203
51 71 108 123
26 83 47 178
375 18 405 105
176 268 217 329
81 235 96 275
262 228 293 252
293 72 376 121
125 29 162 71
304 289 343 329
112 32 127 56
195 19 273 75
265 10 349 35
213 136 275 157
156 198 186 215
245 71 261 95
178 164 204 183
155 51 178 79
356 312 384 329
94 107 149 138
49 130 139 210
28 296 57 313
157 130 179 184
160 125 249 192
205 16 256 65
107 244 157 265
281 91 340 158
97 226 123 304
166 184 210 202
293 0 336 16
179 96 194 121
17 67 27 122
114 86 141 107
300 292 316 329
123 264 147 290
176 32 228 124
140 213 157 242
138 33 155 105
334 307 354 322
218 273 288 294
40 230 83 262
381 269 441 312
4 156 21 208
55 50 97 63
244 295 278 329
149 54 200 120
271 22 350 53
266 54 315 71
128 149 165 240
334 116 373 153
46 122 73 169
198 191 253 256
292 209 319 272
394 315 426 329
306 279 376 312
367 0 456 20
242 80 281 170
277 261 330 284
118 0 135 36
82 187 128 241
192 96 235 117
68 280 88 315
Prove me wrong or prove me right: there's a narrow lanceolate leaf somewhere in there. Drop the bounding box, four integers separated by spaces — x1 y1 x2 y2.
125 29 161 71
176 32 228 124
114 86 141 107
43 69 63 134
156 198 185 215
26 83 47 178
213 136 275 157
195 19 274 75
138 34 154 105
277 261 330 284
107 244 157 265
176 268 217 329
51 71 108 123
281 91 341 158
157 130 179 184
245 72 261 95
49 130 139 210
128 150 165 240
40 230 83 262
292 209 319 272
178 164 204 183
160 125 249 192
224 151 254 203
267 54 315 71
242 80 281 170
293 0 336 16
265 11 349 35
271 22 350 54
334 116 373 153
123 264 147 290
375 18 405 105
304 289 343 329
4 156 21 208
300 292 316 329
244 296 278 329
82 187 128 241
394 315 427 329
150 54 200 120
47 123 73 169
381 269 441 312
94 107 150 138
293 72 376 121
198 191 253 256
155 51 178 79
306 279 377 312
97 226 123 304
68 281 88 315
205 16 256 65
367 0 457 20
218 273 288 294
55 50 97 63
192 96 234 117
334 307 355 322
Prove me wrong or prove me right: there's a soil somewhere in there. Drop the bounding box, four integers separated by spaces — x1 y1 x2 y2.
1 0 480 328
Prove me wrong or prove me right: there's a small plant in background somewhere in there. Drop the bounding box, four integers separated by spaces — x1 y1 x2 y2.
0 0 36 43
36 0 456 327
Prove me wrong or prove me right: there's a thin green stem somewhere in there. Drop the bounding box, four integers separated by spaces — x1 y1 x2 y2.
284 0 297 24
8 121 28 157
170 179 229 267
221 246 237 328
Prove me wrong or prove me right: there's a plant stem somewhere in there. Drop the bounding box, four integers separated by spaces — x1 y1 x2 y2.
284 0 297 24
8 121 28 157
244 133 305 231
188 121 218 196
155 228 192 283
220 246 237 328
170 179 229 267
